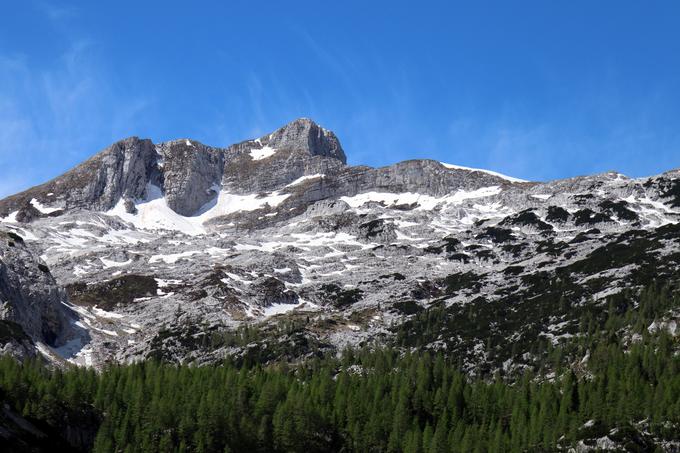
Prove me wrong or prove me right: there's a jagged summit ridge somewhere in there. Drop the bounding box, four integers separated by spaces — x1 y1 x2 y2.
0 118 345 218
0 118 524 226
256 117 346 164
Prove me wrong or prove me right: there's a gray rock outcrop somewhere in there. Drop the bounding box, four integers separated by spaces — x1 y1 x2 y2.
0 137 158 217
264 117 346 163
0 230 72 352
157 140 224 216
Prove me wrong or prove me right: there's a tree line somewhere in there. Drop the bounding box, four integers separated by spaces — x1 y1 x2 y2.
1 334 679 452
1 281 679 451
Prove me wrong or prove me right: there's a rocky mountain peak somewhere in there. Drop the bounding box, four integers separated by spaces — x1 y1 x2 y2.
261 118 346 164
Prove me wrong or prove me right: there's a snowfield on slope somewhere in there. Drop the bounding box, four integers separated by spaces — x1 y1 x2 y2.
107 184 290 235
340 186 502 210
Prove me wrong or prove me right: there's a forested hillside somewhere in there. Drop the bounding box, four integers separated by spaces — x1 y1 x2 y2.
2 285 680 452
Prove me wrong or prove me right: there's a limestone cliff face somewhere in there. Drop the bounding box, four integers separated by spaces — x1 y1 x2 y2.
0 230 72 355
220 118 347 195
264 117 346 164
0 119 352 219
0 118 525 225
331 159 517 199
157 140 225 216
0 137 158 218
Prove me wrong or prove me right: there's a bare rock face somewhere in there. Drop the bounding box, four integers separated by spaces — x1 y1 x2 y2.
220 118 347 194
14 204 45 223
221 148 345 195
95 137 159 209
0 137 158 217
264 118 346 164
0 230 72 354
304 199 351 218
157 140 225 216
337 159 518 199
251 277 298 308
0 119 351 220
0 118 517 227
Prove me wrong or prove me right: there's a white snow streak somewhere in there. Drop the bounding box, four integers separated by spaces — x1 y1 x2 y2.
250 146 277 160
30 198 61 214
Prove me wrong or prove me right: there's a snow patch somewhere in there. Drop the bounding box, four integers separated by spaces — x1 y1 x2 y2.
100 257 132 268
340 187 502 210
35 342 54 359
531 194 552 200
194 190 290 220
155 278 182 287
30 198 61 214
0 211 18 223
92 307 125 319
149 251 199 264
108 185 206 235
263 297 306 317
107 183 290 236
285 174 324 187
250 146 277 160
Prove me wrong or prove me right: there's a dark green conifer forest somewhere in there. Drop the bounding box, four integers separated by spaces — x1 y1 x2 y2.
1 283 680 452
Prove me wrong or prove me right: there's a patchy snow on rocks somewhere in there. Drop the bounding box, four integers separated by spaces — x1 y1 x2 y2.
249 145 277 160
1 211 18 223
107 184 291 235
30 198 61 214
285 174 325 187
100 257 133 268
340 186 502 211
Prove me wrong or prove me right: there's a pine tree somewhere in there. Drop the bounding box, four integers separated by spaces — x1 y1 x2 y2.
430 413 449 453
422 423 434 453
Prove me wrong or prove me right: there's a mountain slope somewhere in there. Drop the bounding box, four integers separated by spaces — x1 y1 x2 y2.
0 118 679 372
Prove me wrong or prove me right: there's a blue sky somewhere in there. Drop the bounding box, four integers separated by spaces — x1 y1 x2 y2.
1 1 679 196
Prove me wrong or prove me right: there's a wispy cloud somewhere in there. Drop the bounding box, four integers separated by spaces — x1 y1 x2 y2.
34 1 77 23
